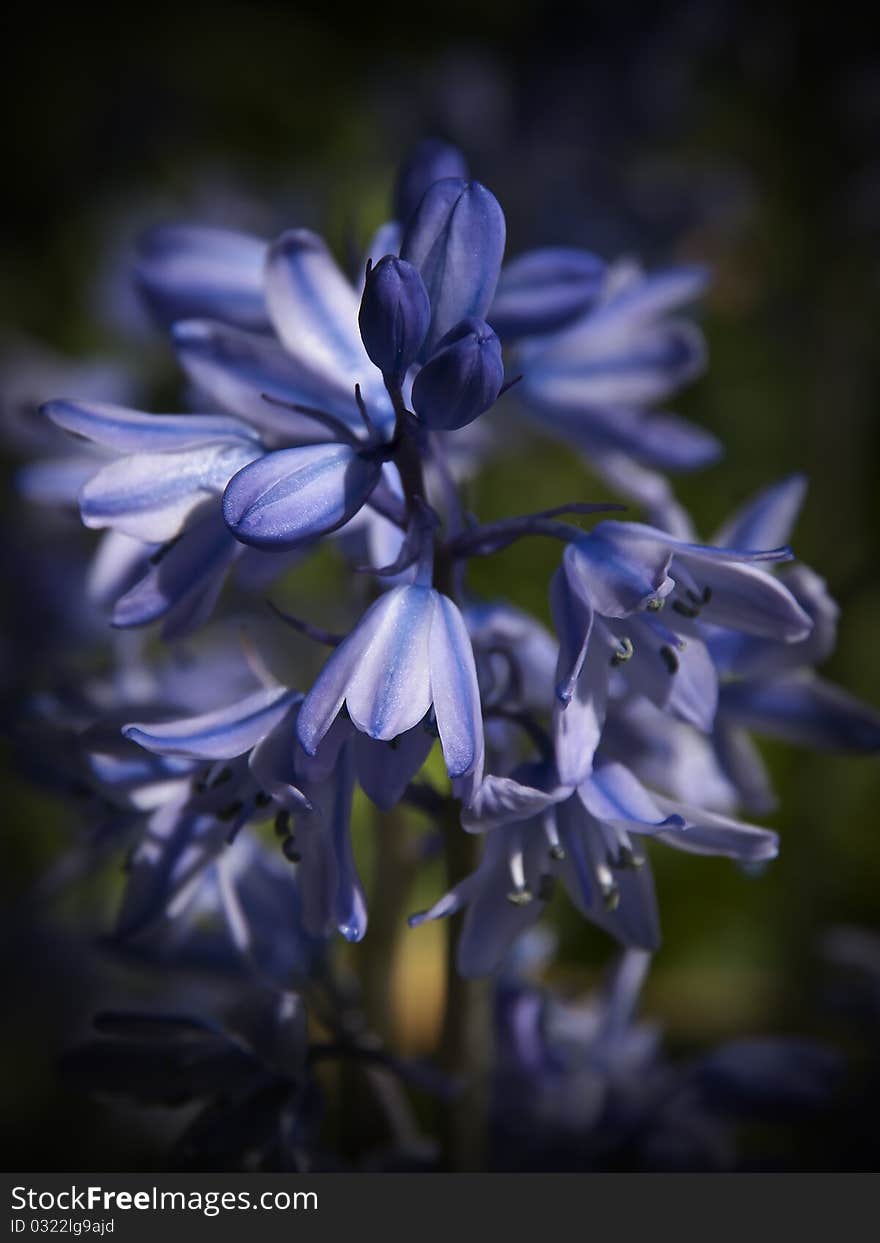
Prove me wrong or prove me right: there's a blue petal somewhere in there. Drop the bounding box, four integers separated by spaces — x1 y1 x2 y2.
567 526 675 618
411 316 504 431
87 531 155 608
461 772 565 832
577 762 684 829
675 558 813 642
265 229 382 387
711 722 777 816
247 710 312 812
173 320 393 436
43 399 260 452
456 828 547 976
123 685 298 760
652 797 779 862
136 225 269 331
489 247 605 339
555 798 662 950
116 805 226 940
714 475 808 550
111 506 241 638
345 585 435 741
330 741 367 942
80 440 260 542
719 674 880 751
429 592 485 780
523 319 706 409
400 179 506 357
354 724 433 812
553 637 610 786
222 443 382 550
358 255 430 381
708 563 838 677
528 400 722 472
621 617 718 733
297 585 433 753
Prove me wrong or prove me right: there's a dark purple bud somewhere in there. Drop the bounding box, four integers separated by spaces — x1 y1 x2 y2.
411 317 504 431
358 256 431 382
400 179 506 358
393 138 469 225
489 247 606 340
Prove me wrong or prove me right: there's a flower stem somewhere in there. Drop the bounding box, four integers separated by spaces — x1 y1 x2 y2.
437 802 492 1171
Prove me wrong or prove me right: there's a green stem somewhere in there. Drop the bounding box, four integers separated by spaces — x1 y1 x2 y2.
361 804 418 1045
437 803 492 1171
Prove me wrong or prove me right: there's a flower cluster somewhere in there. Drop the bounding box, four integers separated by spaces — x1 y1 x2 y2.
11 137 880 1169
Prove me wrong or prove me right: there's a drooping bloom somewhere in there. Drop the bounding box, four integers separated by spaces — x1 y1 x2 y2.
550 518 812 784
412 759 777 976
296 560 484 788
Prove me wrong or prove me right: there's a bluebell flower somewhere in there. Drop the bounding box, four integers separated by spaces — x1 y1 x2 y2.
121 684 368 943
296 545 484 789
515 262 719 530
411 759 777 974
550 517 811 784
601 478 880 814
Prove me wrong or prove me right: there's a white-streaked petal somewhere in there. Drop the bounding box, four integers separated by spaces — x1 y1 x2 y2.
123 685 296 760
80 441 258 541
222 443 381 549
429 592 485 779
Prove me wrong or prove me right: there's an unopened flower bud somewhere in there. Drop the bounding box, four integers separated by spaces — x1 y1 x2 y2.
411 316 504 431
358 255 431 383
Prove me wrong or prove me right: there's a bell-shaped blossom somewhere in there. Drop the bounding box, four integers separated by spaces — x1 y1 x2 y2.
297 567 484 785
123 684 368 944
414 760 778 976
550 518 812 783
411 317 504 431
358 255 431 382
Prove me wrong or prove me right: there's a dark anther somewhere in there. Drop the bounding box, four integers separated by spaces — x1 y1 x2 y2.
549 843 566 861
255 790 272 807
209 765 233 789
672 600 700 619
282 837 302 863
217 800 244 822
274 810 291 838
659 645 680 675
702 586 712 604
